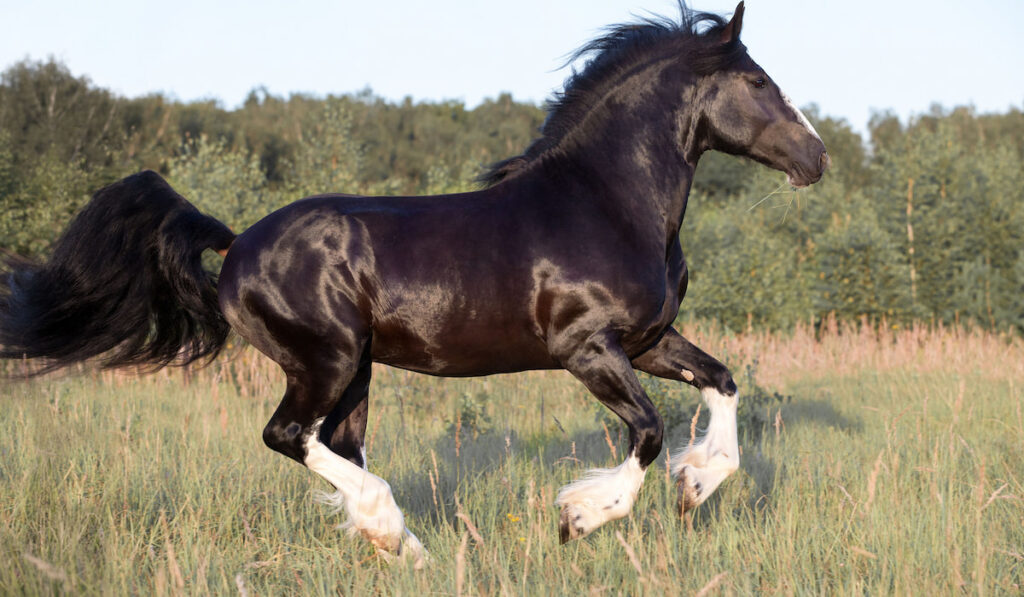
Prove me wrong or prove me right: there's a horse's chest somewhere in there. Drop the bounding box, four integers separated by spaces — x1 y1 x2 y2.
622 247 687 344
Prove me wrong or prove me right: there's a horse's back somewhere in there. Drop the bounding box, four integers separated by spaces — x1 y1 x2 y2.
217 192 557 375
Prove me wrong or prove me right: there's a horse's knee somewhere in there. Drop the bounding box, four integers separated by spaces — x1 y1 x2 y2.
263 419 306 463
705 364 737 397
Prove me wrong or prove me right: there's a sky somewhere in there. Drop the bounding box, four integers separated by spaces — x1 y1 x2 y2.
2 0 1022 136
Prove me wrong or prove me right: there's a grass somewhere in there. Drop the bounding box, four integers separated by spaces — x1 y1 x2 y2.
1 319 1022 595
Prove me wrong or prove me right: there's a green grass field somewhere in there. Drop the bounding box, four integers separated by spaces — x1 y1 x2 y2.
2 321 1022 595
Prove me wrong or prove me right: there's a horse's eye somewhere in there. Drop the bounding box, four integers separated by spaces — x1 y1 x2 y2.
753 77 767 89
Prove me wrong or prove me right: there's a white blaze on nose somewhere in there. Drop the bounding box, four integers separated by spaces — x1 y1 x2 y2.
781 91 821 142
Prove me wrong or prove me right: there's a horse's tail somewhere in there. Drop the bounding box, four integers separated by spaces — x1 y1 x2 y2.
0 170 236 374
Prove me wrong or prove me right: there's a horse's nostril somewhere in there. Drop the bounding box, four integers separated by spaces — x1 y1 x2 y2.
819 151 831 172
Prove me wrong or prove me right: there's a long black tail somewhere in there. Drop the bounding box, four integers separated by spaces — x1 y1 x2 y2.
0 170 236 374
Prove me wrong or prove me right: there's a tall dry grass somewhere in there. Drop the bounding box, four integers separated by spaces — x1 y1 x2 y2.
1 320 1021 594
681 315 1024 388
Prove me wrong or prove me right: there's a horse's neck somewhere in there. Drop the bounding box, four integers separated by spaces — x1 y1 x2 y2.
561 66 702 245
559 111 698 248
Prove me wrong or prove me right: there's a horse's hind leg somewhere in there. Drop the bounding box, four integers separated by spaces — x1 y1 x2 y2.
315 345 427 564
318 347 371 469
262 342 425 567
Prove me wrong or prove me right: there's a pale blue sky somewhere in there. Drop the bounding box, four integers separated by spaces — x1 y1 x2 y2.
2 0 1022 135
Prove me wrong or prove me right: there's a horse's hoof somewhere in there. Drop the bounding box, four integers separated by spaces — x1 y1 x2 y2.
369 528 428 569
558 506 586 544
400 528 429 570
676 468 701 517
360 527 402 554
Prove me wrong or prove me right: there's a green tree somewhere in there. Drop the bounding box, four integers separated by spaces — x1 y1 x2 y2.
682 197 811 331
810 198 911 322
870 119 1024 329
0 150 89 257
0 58 122 180
286 100 363 198
166 136 270 233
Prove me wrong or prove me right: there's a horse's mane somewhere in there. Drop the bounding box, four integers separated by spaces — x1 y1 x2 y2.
479 1 746 187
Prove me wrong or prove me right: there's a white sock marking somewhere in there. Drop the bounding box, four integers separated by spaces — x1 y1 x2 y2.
303 419 425 567
555 453 646 538
673 388 740 507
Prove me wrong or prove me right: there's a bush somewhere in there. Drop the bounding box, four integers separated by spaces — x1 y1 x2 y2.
446 391 494 440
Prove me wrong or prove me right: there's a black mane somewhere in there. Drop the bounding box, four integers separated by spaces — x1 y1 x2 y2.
480 2 746 187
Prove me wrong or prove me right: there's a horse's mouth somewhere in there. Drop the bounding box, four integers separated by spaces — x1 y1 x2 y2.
786 171 818 189
786 151 830 188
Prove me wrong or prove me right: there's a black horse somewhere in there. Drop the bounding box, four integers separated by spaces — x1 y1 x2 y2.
0 2 826 565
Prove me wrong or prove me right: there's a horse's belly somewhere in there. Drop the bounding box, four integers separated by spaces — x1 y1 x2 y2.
370 317 557 377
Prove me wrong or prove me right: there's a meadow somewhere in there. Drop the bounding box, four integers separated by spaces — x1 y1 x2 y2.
1 319 1022 595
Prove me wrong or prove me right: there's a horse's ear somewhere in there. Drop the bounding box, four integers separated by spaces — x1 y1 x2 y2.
720 1 745 44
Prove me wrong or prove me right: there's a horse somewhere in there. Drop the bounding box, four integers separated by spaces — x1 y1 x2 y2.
0 2 826 567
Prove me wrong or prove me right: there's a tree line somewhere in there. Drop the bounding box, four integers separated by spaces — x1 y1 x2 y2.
1 58 1021 333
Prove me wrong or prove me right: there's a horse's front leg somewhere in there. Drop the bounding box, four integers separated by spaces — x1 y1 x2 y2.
555 330 663 542
631 327 740 516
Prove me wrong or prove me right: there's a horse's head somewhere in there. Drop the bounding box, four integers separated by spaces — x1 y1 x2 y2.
693 2 828 188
